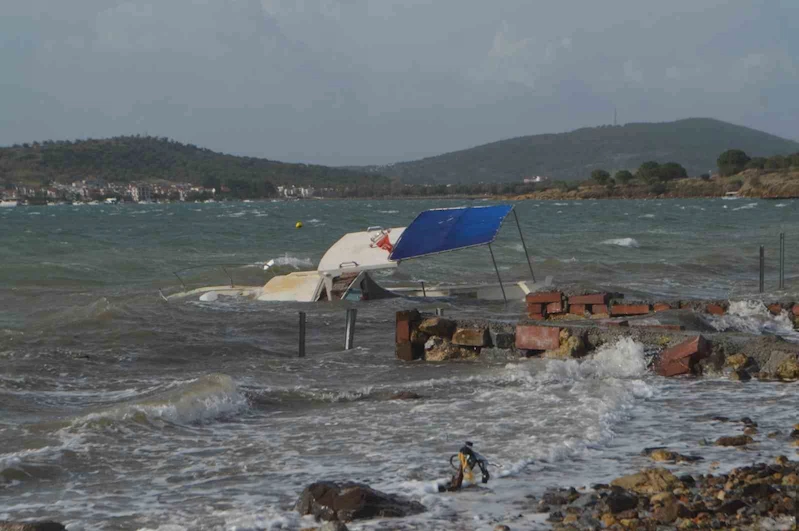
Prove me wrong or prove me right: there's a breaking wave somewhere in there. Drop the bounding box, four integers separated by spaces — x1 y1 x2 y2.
267 253 314 269
601 238 640 248
704 300 799 341
732 202 758 211
72 374 247 428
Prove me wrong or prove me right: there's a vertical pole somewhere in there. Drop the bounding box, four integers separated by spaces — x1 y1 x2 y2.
759 245 765 293
345 308 357 350
488 243 507 303
435 308 444 316
298 311 306 358
512 208 536 283
779 232 785 289
420 281 426 298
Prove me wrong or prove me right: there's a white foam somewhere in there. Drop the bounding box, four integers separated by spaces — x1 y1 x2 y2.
639 214 655 218
775 203 789 208
733 202 758 211
705 300 799 341
601 237 639 248
378 210 399 214
199 291 218 302
269 253 313 269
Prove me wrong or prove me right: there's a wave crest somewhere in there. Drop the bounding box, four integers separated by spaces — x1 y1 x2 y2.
601 238 639 248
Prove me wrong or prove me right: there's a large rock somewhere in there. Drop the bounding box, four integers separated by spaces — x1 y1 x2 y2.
610 468 681 495
715 435 754 447
776 355 799 380
542 328 585 359
295 481 425 522
417 317 456 339
0 524 66 531
424 342 478 361
451 327 490 347
602 488 638 513
761 351 798 378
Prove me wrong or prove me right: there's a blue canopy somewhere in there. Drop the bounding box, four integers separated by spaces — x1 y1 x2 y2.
389 205 513 261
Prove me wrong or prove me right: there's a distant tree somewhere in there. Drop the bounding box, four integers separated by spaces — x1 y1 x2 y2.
717 149 750 176
636 161 661 183
591 169 611 185
649 182 667 195
745 157 767 170
657 162 688 181
765 155 788 170
615 170 634 184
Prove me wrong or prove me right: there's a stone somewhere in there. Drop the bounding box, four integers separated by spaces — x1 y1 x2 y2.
515 324 561 351
494 526 511 531
543 328 585 359
600 513 616 527
775 355 799 380
569 293 608 305
725 354 749 370
610 304 651 316
0 525 66 531
743 426 757 435
730 369 751 382
655 336 711 377
319 522 349 531
715 435 754 447
718 499 746 515
451 327 490 347
389 391 422 400
603 488 638 513
782 473 798 486
525 291 563 303
706 303 726 315
491 331 515 350
417 317 456 339
653 501 680 524
642 448 702 463
610 468 681 495
425 342 478 362
295 481 425 522
767 303 783 316
760 351 796 377
561 514 578 524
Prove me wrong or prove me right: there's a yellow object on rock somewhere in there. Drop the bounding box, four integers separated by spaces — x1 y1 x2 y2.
295 221 303 229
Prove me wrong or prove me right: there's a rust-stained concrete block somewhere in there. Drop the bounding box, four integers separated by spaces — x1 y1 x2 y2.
653 303 672 312
569 293 608 305
656 336 710 377
706 303 725 316
525 292 562 304
515 324 561 351
569 304 587 315
610 304 651 316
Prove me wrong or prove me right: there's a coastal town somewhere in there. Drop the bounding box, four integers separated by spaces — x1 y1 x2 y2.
0 179 315 205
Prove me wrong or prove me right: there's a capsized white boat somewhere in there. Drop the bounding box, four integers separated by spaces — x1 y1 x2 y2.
165 205 548 303
0 200 17 208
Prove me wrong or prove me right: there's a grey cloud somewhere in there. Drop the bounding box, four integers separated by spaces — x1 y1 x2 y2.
1 0 797 165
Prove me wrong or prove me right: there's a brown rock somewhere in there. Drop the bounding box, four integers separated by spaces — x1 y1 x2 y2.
706 303 726 315
715 435 754 447
295 481 425 522
743 426 757 436
610 468 681 495
725 353 749 370
417 317 456 339
425 342 478 362
542 328 585 359
782 473 798 486
389 391 422 400
451 327 490 347
653 501 680 524
776 356 799 380
730 369 751 382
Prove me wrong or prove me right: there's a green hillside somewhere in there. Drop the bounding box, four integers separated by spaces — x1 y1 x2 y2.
375 118 799 183
0 136 388 188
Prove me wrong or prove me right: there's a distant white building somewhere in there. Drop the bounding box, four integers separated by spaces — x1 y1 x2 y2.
523 176 550 184
129 184 152 202
278 185 314 198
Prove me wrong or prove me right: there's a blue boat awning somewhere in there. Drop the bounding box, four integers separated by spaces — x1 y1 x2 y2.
389 204 513 261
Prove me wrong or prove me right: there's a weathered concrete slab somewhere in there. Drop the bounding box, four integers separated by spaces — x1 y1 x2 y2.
516 324 561 351
525 292 563 303
656 336 710 377
451 327 490 347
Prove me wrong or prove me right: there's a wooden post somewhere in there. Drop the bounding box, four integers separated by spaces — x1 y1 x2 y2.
298 311 306 357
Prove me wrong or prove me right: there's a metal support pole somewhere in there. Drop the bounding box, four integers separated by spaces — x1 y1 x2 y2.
435 308 444 316
344 308 357 350
420 281 426 298
759 245 765 293
512 208 536 283
298 311 306 358
779 232 785 289
488 243 507 303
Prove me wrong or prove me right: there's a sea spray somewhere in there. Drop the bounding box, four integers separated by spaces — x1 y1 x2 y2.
601 238 640 248
705 300 799 342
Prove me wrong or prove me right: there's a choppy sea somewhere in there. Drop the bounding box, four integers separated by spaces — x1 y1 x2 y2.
1 199 797 530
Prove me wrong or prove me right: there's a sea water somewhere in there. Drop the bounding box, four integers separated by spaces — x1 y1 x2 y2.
1 199 797 530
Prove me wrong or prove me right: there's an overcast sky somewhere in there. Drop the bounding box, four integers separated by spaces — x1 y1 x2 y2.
2 0 797 165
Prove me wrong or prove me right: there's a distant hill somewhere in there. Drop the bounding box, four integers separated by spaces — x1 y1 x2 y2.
370 118 799 183
0 136 388 188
